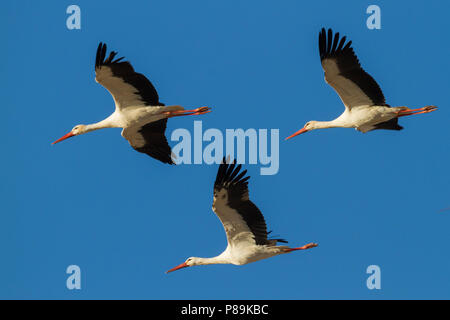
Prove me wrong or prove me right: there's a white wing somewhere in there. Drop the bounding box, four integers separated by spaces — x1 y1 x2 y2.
95 43 161 110
212 160 284 248
319 28 386 110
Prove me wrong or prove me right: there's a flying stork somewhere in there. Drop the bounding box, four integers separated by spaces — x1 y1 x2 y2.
52 43 211 164
286 28 437 140
166 158 318 273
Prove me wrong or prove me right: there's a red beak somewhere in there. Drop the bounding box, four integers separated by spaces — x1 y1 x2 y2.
52 132 75 145
166 262 188 274
285 128 308 140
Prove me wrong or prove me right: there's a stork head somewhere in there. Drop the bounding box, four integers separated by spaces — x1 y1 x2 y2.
285 121 317 140
166 257 200 273
52 124 88 144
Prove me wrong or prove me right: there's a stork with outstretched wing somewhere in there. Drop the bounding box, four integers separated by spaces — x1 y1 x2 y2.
53 43 211 164
286 28 436 140
166 158 318 273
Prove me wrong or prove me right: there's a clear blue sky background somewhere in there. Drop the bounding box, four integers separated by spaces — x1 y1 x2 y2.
1 0 449 299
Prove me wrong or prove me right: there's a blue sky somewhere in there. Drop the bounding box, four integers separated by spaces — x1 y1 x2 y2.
1 0 449 299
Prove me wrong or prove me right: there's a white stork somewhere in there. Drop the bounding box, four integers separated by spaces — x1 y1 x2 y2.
166 158 318 273
52 43 211 164
286 28 437 140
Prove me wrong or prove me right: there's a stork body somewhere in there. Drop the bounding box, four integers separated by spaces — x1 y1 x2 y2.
309 105 410 133
166 159 317 273
53 43 211 164
286 28 437 139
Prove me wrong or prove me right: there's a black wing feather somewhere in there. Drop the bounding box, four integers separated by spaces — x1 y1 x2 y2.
95 42 161 106
371 118 404 131
133 119 175 164
319 28 386 106
214 158 285 245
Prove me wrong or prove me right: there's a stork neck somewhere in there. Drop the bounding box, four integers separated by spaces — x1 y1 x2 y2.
312 118 347 130
85 116 118 133
195 254 229 266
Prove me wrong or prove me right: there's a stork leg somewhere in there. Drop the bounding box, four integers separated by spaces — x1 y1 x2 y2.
396 105 437 118
283 242 318 253
163 106 211 118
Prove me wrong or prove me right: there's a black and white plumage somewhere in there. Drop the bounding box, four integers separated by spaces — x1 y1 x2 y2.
166 158 318 273
131 119 173 164
213 159 284 246
53 42 211 164
286 28 437 139
94 42 161 109
318 28 386 110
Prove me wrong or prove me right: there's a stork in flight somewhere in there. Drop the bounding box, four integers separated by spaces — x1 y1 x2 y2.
166 158 318 273
286 28 437 140
52 43 211 164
